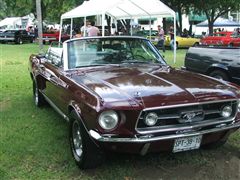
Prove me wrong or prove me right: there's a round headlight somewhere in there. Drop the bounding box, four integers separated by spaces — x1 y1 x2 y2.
238 101 240 112
144 112 158 126
98 110 119 130
221 105 232 118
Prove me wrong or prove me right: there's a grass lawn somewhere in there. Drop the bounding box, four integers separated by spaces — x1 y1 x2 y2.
0 43 239 179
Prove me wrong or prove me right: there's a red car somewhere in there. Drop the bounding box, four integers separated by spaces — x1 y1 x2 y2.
29 36 240 169
200 31 240 47
41 31 70 44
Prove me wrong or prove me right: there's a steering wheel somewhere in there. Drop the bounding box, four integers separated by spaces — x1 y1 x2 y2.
133 54 145 60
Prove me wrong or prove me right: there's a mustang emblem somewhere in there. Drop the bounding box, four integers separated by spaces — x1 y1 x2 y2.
179 111 204 123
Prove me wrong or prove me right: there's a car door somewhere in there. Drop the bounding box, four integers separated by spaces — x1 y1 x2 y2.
42 48 69 114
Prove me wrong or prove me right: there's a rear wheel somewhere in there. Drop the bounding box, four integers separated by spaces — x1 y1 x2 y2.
193 42 199 47
69 111 104 169
209 70 229 81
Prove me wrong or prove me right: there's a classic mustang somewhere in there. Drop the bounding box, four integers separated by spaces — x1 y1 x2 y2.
29 36 240 169
200 31 240 47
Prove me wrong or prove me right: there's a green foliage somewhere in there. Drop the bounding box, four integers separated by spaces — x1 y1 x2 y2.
191 0 240 34
0 0 84 23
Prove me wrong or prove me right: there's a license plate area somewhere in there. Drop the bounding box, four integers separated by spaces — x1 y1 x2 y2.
173 135 202 153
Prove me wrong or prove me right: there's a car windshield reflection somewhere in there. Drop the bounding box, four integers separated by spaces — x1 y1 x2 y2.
67 37 165 69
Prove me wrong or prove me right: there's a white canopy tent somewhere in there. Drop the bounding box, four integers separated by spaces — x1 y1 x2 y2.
60 0 177 63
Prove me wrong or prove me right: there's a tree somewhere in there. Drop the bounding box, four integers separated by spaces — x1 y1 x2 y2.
1 0 84 23
191 0 240 35
161 0 191 35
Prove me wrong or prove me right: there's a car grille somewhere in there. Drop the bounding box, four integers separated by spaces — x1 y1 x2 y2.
136 100 238 134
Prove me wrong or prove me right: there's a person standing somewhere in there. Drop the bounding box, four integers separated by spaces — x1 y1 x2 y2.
80 20 90 37
87 21 100 37
157 25 165 52
168 26 174 50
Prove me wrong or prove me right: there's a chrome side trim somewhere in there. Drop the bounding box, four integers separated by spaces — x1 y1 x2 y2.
89 122 240 143
41 92 69 121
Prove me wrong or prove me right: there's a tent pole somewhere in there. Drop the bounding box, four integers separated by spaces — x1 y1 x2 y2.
84 16 86 37
59 18 63 44
130 18 133 36
70 18 73 39
149 16 152 39
173 13 177 64
102 13 105 36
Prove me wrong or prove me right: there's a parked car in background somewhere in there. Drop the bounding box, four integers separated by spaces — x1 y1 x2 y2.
29 36 240 169
184 46 240 85
164 35 200 49
41 31 70 44
147 34 200 49
0 29 33 44
134 30 200 49
200 31 240 47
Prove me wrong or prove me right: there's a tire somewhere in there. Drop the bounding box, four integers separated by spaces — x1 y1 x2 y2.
69 111 104 169
209 70 229 81
202 139 227 149
33 81 46 107
193 42 199 47
16 38 23 44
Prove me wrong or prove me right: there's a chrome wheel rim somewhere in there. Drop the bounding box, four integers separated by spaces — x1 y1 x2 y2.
35 87 39 106
72 120 83 158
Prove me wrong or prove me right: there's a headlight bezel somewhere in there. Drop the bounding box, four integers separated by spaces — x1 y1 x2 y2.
237 100 240 113
220 105 233 118
144 112 158 126
98 110 119 130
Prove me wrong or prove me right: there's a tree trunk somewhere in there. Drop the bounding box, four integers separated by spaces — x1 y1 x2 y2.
162 18 166 33
208 20 214 35
36 0 43 53
178 7 183 35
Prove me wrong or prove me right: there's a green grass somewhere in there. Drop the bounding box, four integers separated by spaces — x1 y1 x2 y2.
0 43 239 180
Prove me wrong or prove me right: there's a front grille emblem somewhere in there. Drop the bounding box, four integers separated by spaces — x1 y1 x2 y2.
179 111 204 123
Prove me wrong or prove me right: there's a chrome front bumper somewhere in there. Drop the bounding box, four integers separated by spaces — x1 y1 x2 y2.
89 122 240 143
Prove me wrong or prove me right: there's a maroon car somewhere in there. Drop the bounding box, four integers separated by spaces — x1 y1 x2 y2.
29 36 240 169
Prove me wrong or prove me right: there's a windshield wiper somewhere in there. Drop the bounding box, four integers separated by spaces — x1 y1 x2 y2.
75 64 106 68
121 60 155 64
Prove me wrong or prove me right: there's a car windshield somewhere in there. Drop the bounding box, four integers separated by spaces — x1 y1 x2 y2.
67 37 166 69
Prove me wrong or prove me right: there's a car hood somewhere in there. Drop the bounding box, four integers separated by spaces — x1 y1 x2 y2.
70 64 238 108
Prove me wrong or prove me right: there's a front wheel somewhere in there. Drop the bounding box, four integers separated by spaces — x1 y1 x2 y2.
209 70 229 81
69 111 104 169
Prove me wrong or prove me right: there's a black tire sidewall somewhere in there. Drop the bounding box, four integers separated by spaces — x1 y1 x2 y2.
69 111 104 169
209 70 229 81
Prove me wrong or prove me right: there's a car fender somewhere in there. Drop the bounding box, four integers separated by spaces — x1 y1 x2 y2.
206 63 229 74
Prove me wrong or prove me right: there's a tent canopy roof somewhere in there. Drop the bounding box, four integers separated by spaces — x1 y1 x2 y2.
196 17 240 27
0 17 21 27
61 0 175 20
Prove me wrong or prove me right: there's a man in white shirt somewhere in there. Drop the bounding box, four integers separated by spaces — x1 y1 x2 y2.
87 21 100 37
80 20 90 37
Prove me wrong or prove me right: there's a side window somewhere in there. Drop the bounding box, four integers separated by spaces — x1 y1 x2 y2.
47 50 63 67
